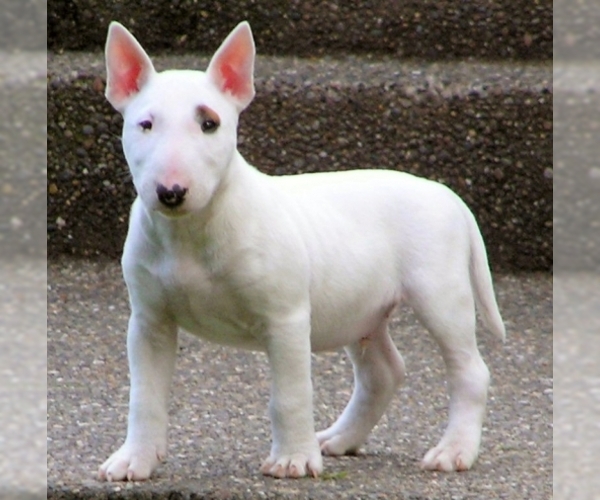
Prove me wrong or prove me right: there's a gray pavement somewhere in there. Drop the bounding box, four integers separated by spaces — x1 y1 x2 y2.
48 259 552 499
553 1 600 495
0 259 46 498
554 274 600 500
554 1 600 494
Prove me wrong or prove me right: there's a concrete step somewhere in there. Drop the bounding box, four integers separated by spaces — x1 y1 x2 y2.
554 62 600 272
48 0 552 60
0 51 47 259
48 53 552 271
554 0 600 273
554 0 600 61
0 0 46 50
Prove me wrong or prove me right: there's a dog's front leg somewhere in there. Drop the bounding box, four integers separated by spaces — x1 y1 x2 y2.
260 313 323 479
99 314 178 481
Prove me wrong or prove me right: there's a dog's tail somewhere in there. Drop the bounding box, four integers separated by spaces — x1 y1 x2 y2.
465 208 506 342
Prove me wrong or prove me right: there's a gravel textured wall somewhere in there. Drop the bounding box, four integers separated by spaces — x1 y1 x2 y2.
554 66 600 272
0 0 46 50
48 0 552 270
48 0 551 60
0 52 47 258
554 0 600 272
555 0 600 60
47 54 552 270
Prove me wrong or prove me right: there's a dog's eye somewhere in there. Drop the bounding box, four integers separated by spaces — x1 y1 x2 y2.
139 120 153 131
196 105 220 133
201 119 218 133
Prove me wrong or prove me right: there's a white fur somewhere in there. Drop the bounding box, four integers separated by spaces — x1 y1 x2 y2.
98 21 505 481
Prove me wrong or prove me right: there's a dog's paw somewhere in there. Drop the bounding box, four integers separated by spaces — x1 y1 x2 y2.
421 440 478 472
98 442 165 482
260 451 323 479
316 429 362 456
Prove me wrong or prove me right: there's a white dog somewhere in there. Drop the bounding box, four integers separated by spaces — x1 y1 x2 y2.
98 21 505 481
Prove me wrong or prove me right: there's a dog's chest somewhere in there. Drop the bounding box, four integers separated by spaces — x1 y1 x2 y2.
157 254 265 349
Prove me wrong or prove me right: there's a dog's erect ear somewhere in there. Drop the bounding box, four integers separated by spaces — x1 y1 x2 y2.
105 22 155 112
206 21 256 111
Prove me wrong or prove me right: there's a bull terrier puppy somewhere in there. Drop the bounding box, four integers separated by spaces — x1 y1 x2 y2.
98 21 505 481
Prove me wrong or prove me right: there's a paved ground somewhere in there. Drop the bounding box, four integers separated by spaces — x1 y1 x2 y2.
554 2 600 495
47 259 552 499
554 274 600 499
0 259 46 499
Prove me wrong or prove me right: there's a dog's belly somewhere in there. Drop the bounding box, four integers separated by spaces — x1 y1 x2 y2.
178 311 265 350
161 259 396 353
172 290 393 353
166 275 395 352
307 265 401 352
309 303 395 352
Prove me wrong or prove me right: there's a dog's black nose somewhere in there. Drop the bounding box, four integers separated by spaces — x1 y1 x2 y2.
156 183 188 207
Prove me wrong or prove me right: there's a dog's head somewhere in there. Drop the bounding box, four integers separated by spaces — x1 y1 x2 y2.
105 21 255 217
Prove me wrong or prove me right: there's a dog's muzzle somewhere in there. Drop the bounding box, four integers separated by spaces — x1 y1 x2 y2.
156 183 188 208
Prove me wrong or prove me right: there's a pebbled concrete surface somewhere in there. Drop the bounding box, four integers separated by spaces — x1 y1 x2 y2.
554 62 600 272
0 259 46 499
0 51 47 258
48 0 552 60
0 0 46 50
47 54 552 271
554 0 600 61
47 259 552 499
1 7 47 500
553 2 600 490
554 274 600 500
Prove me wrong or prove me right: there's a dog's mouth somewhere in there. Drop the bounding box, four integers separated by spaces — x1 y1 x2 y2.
153 204 191 219
141 195 190 218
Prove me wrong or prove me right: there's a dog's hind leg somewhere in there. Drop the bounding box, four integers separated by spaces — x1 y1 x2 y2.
317 320 405 455
409 273 490 472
